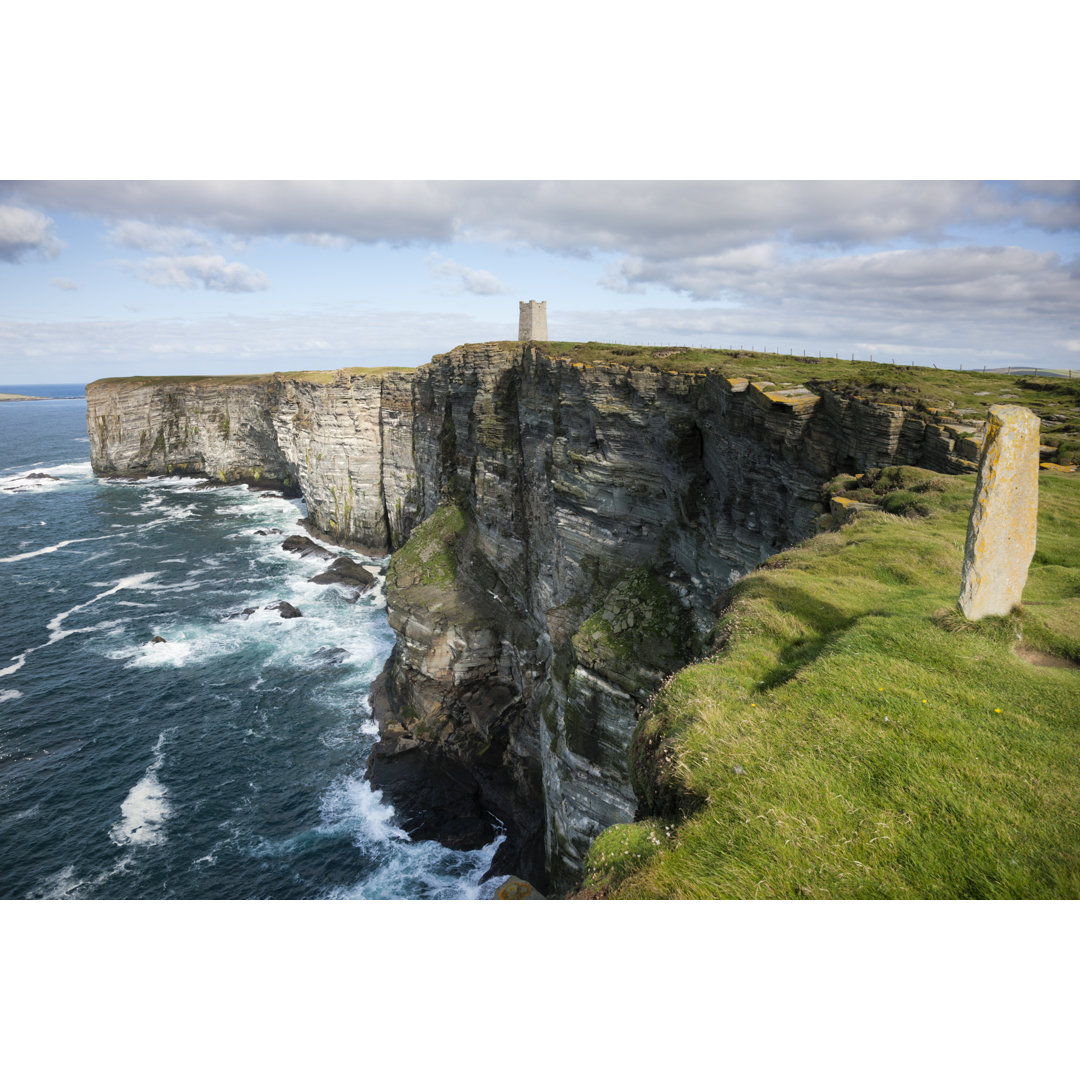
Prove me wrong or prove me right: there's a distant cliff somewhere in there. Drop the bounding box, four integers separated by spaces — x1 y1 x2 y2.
87 343 983 890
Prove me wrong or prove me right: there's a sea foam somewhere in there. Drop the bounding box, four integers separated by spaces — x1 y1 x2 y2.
110 732 172 847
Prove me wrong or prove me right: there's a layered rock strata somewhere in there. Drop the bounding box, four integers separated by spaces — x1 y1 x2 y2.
88 345 983 891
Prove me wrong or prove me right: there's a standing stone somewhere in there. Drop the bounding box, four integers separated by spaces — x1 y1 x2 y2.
518 300 548 341
958 404 1040 619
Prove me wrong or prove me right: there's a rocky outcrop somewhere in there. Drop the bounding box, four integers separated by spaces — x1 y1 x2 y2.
88 344 984 892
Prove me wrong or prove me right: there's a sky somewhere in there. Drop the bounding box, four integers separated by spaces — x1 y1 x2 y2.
1 180 1078 385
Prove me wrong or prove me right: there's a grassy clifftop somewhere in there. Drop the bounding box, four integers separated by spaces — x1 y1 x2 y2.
536 344 1080 464
87 366 412 391
575 467 1080 899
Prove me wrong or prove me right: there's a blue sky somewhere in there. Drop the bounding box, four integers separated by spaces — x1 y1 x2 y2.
1 180 1078 384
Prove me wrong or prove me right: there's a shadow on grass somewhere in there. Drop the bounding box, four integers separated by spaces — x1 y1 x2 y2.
751 582 859 690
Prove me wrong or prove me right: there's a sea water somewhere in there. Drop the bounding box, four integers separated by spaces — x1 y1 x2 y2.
0 389 504 898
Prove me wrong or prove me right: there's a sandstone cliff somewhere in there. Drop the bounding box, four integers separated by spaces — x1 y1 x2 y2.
87 344 983 890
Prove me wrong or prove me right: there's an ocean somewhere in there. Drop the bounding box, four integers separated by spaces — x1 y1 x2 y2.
0 388 504 899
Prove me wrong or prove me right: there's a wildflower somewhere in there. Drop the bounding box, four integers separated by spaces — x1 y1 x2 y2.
995 708 1002 713
922 699 927 704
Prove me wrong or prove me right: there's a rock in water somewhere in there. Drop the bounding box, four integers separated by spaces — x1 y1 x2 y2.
266 601 303 619
959 404 1040 620
281 535 333 560
309 556 376 592
312 646 349 664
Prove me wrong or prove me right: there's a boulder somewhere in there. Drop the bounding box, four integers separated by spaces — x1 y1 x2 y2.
309 556 376 592
281 534 333 560
267 601 303 619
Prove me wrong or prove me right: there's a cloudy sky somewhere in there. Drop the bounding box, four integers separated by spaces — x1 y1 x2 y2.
1 179 1077 384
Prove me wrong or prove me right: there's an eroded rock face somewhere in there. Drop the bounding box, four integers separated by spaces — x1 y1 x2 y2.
88 344 986 891
958 404 1040 620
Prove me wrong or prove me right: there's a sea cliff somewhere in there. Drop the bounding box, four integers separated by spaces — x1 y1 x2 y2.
87 343 985 890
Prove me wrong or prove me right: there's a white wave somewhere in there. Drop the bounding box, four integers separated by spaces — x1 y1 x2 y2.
46 573 158 633
29 854 134 899
1 573 155 683
118 638 196 668
328 832 506 901
0 688 23 704
0 461 92 493
30 864 83 899
319 775 410 845
0 654 26 679
45 461 93 477
128 474 207 489
0 534 111 563
2 476 66 494
110 732 172 847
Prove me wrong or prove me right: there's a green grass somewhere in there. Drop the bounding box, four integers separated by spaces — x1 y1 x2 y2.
577 468 1080 899
87 366 413 391
87 373 281 389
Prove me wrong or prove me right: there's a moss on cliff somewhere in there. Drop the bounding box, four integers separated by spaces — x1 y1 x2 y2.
387 502 466 590
572 567 698 696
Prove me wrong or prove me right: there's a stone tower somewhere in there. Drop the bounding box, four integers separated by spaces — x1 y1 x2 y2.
518 300 548 342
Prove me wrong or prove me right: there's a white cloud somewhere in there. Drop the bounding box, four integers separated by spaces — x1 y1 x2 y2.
136 255 269 292
426 254 508 295
604 245 1080 322
0 204 62 262
8 180 1074 259
50 277 79 290
107 220 216 255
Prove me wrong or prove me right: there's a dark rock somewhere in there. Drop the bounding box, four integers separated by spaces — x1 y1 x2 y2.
313 646 349 664
366 659 547 891
266 601 303 619
281 534 333 560
149 635 167 644
309 556 376 592
254 528 283 536
225 607 259 620
25 472 61 481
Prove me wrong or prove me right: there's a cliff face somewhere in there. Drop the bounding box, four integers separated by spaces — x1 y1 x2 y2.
87 345 981 891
